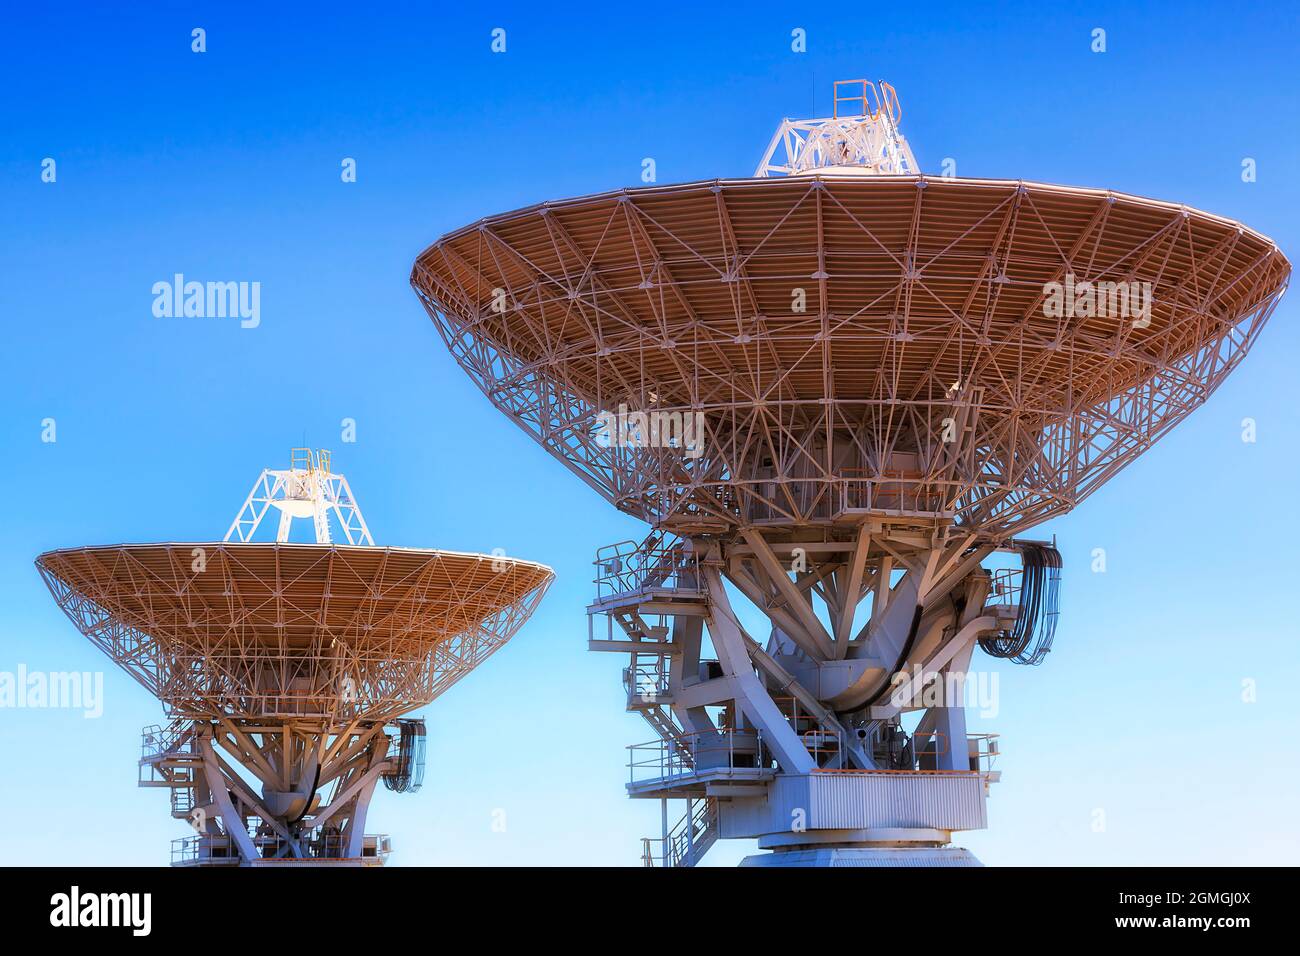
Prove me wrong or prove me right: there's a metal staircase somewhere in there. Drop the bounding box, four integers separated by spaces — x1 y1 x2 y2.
624 654 682 743
139 720 202 819
590 533 705 606
589 531 704 747
641 798 719 867
590 531 866 864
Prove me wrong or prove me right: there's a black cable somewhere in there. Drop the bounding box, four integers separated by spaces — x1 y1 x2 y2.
863 604 924 708
980 543 1061 665
382 719 428 793
286 762 321 826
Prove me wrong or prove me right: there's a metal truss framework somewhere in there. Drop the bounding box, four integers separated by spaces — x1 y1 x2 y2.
37 452 554 866
226 448 373 546
148 718 397 865
591 525 1012 864
755 78 919 178
412 176 1289 540
37 543 553 724
613 526 1003 757
413 97 1289 863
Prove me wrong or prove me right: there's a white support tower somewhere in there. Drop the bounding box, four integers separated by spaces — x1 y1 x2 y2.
755 79 918 177
588 527 1034 867
226 447 373 546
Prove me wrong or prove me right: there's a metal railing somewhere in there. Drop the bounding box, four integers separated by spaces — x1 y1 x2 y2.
812 732 1001 775
589 606 673 645
140 721 202 787
628 728 767 785
172 830 393 865
911 731 1001 773
594 532 703 601
171 835 237 866
769 695 846 762
985 568 1022 606
141 720 194 761
967 733 1000 773
170 781 196 815
838 472 954 516
642 798 718 867
623 659 671 701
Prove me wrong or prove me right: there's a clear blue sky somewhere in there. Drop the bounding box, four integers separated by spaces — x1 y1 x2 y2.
1 1 1297 866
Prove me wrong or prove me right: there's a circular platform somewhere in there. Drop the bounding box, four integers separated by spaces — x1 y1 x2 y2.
36 543 553 721
413 175 1289 536
742 846 981 867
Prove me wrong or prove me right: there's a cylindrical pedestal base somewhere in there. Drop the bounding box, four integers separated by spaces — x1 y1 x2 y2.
743 827 982 866
741 846 982 867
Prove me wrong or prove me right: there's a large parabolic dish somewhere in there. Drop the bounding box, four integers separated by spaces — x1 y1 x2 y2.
36 449 553 866
412 177 1288 538
412 79 1289 867
36 542 553 724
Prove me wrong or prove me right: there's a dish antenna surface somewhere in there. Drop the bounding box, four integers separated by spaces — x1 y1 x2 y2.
411 80 1288 865
38 449 553 866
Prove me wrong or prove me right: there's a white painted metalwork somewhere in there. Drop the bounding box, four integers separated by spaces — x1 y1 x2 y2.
755 79 918 177
417 75 1290 867
37 450 554 867
587 526 1005 865
225 447 373 546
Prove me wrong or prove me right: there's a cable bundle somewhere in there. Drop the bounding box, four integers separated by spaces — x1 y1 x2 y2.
382 719 428 793
980 544 1061 665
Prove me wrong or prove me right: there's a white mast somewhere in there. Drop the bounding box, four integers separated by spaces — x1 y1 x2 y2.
755 78 918 178
224 448 374 546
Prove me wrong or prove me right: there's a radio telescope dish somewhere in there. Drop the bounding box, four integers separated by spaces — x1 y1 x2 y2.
412 79 1288 867
37 449 553 866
